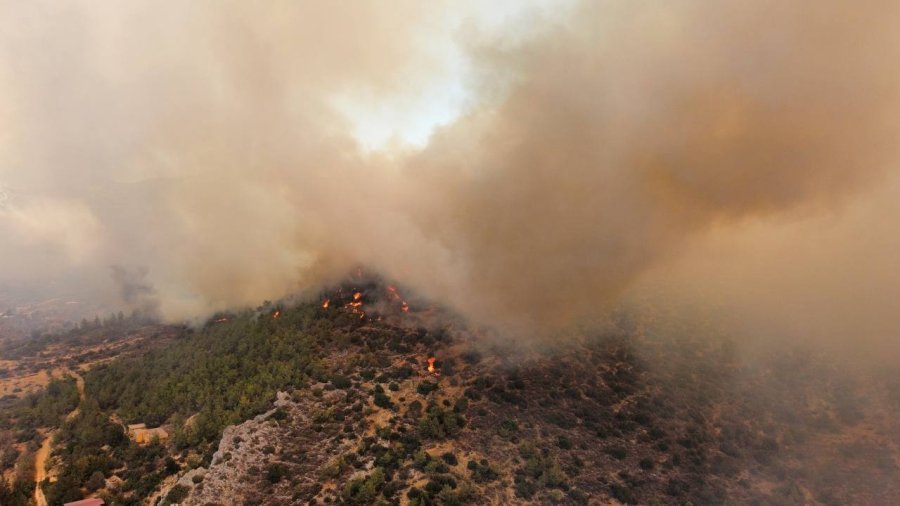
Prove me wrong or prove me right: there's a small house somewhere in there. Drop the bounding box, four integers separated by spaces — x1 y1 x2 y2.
127 423 169 444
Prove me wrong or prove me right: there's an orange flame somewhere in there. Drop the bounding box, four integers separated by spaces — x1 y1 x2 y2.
427 357 436 374
343 292 366 319
214 317 229 323
273 310 281 319
322 299 330 309
388 285 410 314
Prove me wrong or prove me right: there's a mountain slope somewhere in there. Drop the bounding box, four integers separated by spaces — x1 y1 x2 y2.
12 277 899 505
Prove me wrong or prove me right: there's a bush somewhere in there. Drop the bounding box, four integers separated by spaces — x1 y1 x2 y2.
417 382 439 396
164 457 180 475
331 375 352 390
85 471 105 491
166 484 190 504
374 392 393 409
610 483 637 504
418 406 463 439
468 459 499 483
604 446 627 460
266 463 288 483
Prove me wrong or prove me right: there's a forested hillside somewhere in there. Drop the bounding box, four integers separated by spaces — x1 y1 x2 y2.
2 279 899 505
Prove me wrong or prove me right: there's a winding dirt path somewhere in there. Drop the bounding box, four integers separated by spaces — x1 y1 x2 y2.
34 433 52 506
34 368 86 506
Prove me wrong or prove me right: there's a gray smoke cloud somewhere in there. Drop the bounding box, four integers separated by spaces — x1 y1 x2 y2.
1 1 898 355
110 265 160 321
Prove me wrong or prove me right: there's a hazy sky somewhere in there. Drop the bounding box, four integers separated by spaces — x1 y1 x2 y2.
1 1 898 359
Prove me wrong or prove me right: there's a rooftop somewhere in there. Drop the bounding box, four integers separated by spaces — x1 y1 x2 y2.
64 499 105 506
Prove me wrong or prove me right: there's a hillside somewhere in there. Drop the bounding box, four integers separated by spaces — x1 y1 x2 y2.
2 277 899 505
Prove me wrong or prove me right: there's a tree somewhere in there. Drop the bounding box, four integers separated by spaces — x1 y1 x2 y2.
86 470 106 491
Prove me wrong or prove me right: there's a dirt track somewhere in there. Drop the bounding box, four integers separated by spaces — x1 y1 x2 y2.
34 432 52 506
34 368 85 506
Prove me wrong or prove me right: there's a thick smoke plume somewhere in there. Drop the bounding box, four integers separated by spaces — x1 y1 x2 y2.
1 1 898 354
110 265 161 321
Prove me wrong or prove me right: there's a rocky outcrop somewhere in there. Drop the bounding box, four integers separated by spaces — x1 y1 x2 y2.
179 389 356 505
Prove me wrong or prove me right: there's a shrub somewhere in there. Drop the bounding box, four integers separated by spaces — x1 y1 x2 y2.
266 463 288 483
605 446 627 460
417 382 439 396
374 392 393 409
499 419 518 436
468 460 499 483
166 484 190 504
85 471 105 491
419 405 465 439
331 375 352 390
610 483 637 504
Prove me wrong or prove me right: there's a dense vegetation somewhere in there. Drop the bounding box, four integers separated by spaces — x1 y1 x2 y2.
0 376 80 505
0 376 80 437
87 302 350 455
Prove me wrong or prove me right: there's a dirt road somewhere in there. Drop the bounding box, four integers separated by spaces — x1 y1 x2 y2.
34 368 86 506
34 432 52 506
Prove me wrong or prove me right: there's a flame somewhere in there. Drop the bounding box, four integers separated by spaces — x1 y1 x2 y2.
273 310 281 319
387 285 410 314
344 291 366 319
214 317 229 323
322 299 330 309
427 357 436 374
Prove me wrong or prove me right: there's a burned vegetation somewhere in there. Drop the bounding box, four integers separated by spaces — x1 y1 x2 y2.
5 276 899 505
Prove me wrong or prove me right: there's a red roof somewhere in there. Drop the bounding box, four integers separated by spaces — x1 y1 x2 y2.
64 499 105 506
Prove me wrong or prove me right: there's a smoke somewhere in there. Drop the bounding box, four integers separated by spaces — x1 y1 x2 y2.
1 1 898 353
110 265 161 321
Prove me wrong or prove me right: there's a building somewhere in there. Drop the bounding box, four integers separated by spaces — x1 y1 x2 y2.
126 423 146 434
127 423 169 445
64 499 105 506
